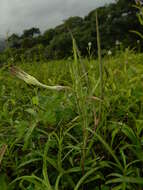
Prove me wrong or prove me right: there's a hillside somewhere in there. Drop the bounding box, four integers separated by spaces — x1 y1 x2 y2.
0 0 141 62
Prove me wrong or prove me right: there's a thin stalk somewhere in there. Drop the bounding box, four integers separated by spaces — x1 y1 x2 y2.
70 36 89 190
96 11 103 118
68 28 89 85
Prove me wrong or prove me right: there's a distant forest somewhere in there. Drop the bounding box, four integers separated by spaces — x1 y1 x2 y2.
0 0 142 62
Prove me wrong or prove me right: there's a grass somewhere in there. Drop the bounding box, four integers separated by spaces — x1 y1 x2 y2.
0 48 143 190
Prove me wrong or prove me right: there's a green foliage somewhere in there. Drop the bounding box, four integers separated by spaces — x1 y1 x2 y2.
0 0 141 62
0 1 143 189
0 49 143 189
22 27 40 38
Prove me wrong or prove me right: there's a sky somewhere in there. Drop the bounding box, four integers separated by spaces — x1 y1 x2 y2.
0 0 115 37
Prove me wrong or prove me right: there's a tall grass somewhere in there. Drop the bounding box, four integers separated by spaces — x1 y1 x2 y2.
0 41 143 189
96 11 103 120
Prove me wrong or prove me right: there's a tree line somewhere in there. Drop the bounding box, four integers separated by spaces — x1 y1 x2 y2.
0 0 142 63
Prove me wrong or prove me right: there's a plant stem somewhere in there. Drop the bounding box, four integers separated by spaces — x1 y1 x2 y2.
96 11 103 119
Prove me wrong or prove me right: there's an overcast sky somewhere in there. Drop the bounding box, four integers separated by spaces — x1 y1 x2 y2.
0 0 115 37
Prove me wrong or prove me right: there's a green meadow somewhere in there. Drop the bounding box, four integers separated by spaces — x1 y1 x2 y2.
1 48 143 189
1 0 143 189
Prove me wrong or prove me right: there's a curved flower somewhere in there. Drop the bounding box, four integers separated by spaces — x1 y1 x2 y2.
10 66 70 91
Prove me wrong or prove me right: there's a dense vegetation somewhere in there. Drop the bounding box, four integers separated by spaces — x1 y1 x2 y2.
1 47 143 190
1 0 143 189
0 0 142 62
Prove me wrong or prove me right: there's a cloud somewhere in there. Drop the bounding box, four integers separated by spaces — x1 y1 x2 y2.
0 0 115 36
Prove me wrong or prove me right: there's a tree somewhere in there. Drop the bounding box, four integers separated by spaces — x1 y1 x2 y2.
2 0 142 61
22 27 40 38
41 29 55 46
64 16 83 29
47 33 72 59
7 34 20 48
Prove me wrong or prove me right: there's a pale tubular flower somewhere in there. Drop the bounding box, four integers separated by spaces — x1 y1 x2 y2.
115 40 120 46
10 66 70 91
88 42 92 47
107 50 112 56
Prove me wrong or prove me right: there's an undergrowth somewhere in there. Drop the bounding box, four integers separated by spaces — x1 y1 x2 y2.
0 49 143 190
